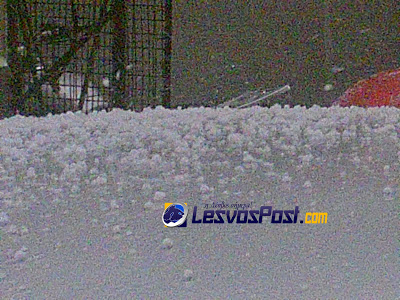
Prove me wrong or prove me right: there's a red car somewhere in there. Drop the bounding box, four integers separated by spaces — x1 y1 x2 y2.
334 68 400 108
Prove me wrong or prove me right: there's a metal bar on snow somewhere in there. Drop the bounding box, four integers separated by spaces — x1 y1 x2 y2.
236 85 291 109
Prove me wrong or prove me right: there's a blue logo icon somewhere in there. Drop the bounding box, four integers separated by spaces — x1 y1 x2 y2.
163 203 188 227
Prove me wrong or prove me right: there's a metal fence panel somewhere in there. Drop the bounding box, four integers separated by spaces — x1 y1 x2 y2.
5 0 172 116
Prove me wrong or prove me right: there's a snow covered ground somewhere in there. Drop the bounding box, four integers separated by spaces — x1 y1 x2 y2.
0 105 399 299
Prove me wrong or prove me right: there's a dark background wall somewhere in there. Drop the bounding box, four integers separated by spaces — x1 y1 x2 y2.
0 0 398 110
170 0 399 107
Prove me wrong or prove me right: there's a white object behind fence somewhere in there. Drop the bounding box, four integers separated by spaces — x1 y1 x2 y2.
40 72 109 113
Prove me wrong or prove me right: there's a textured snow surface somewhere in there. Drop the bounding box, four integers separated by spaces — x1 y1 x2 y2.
0 105 399 299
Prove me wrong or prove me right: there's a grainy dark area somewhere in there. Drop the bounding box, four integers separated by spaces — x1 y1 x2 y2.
1 1 398 117
170 0 399 108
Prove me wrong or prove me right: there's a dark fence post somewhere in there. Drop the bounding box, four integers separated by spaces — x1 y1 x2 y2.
6 0 24 113
0 0 6 56
162 0 172 108
112 0 127 110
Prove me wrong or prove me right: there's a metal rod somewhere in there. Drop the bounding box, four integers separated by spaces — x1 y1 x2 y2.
236 85 291 108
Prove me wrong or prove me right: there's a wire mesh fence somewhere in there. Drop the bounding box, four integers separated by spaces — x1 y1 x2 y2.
2 0 172 117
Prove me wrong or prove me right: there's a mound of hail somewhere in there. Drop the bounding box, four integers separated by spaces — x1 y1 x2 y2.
0 105 398 206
